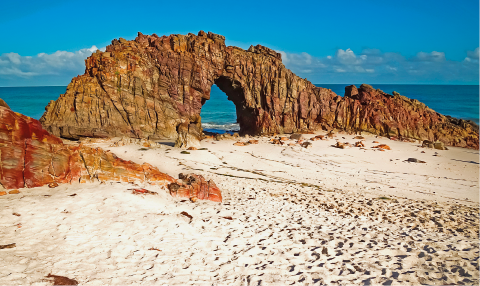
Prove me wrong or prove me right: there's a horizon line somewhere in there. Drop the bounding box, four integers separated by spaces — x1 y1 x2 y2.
1 83 479 88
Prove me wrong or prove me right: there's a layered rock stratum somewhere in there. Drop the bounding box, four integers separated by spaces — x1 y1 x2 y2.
40 31 478 149
0 103 221 202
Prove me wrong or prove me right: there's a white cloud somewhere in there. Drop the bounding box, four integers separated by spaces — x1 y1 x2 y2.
276 47 479 84
464 48 479 63
0 67 37 77
6 53 21 65
467 47 479 59
414 51 445 62
280 51 317 67
0 46 102 80
302 52 312 65
336 48 360 65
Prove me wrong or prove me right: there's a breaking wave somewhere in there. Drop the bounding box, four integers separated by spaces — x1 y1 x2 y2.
202 122 240 132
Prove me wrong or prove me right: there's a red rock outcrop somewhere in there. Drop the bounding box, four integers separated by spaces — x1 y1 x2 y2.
40 32 478 149
168 173 222 202
0 104 221 202
0 103 67 189
328 85 479 149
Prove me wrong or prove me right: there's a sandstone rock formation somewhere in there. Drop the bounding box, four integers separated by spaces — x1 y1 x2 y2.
0 103 221 202
331 85 479 149
40 31 478 149
168 173 222 202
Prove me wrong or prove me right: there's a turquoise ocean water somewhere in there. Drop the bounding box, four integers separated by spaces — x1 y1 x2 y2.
0 85 478 133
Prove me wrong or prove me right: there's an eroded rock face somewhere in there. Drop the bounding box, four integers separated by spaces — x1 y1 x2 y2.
40 32 478 149
0 104 221 202
330 85 479 149
39 31 336 147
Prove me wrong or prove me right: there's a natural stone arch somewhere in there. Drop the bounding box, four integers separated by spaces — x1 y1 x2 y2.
40 31 478 149
40 31 328 147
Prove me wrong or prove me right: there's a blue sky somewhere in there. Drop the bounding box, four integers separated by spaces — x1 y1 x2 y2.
0 0 478 86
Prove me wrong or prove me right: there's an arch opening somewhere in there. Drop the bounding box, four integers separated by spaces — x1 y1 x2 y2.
200 83 239 134
210 76 258 135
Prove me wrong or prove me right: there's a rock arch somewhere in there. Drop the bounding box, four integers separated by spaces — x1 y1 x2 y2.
40 31 479 149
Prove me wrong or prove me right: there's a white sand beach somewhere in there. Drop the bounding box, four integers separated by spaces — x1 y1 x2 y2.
1 131 478 285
